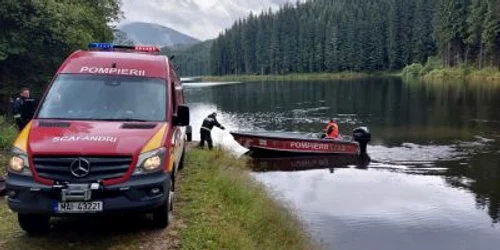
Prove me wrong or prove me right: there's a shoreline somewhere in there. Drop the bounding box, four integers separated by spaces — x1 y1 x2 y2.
201 71 399 82
424 68 500 82
402 63 500 82
199 68 500 83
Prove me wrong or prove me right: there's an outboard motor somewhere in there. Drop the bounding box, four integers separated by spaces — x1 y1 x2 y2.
353 127 371 155
356 152 371 169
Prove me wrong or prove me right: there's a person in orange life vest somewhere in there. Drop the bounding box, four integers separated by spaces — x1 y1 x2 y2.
321 119 339 139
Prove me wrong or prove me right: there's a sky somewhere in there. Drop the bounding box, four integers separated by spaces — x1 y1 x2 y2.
119 0 296 41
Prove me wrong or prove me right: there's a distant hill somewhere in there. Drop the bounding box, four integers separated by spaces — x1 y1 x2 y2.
117 22 200 47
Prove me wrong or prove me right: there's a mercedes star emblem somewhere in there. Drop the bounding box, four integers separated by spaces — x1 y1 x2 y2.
70 158 91 178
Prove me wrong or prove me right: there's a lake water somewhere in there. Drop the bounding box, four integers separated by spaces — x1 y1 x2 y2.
185 78 500 250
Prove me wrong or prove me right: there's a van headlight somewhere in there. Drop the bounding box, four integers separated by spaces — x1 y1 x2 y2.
133 147 166 175
8 147 32 175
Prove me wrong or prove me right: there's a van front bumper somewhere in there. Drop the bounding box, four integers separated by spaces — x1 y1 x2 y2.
6 172 170 215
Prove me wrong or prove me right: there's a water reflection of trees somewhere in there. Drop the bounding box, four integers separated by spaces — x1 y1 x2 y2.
442 152 500 224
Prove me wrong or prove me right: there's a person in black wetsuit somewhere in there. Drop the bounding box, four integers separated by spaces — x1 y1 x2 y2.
12 87 36 131
199 112 225 149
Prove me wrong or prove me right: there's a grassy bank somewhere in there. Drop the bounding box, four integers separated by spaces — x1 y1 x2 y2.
0 146 315 249
177 148 315 250
402 59 500 82
0 117 17 177
424 67 500 81
0 117 17 150
201 71 383 82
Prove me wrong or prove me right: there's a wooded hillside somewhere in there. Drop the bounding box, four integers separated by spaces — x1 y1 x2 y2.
210 0 500 75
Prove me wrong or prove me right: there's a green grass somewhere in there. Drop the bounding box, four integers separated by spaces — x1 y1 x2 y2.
0 117 17 177
0 154 7 177
467 67 500 81
401 58 500 82
423 66 500 81
201 72 377 82
177 148 315 250
0 117 17 151
424 66 473 80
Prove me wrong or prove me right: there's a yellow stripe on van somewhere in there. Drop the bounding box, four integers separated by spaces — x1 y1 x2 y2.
13 121 33 152
141 123 168 153
167 153 174 172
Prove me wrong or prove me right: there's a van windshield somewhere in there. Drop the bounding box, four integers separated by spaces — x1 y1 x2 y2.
37 74 167 122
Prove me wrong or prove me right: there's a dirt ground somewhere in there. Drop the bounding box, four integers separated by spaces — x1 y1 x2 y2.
0 199 185 250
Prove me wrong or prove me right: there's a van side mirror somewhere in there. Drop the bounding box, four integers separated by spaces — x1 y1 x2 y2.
173 105 190 126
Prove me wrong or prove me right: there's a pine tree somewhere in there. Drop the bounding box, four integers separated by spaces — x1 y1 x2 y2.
411 0 437 64
466 0 487 67
482 0 500 67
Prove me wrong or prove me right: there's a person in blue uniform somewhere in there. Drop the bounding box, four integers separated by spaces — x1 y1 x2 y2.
199 112 225 149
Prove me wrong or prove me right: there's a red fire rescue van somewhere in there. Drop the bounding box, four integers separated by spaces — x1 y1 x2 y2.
6 43 191 233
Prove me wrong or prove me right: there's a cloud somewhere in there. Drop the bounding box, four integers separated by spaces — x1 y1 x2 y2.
119 0 297 40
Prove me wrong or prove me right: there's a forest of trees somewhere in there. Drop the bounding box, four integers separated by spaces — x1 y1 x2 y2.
1 0 498 79
210 0 500 76
0 0 122 86
162 40 213 76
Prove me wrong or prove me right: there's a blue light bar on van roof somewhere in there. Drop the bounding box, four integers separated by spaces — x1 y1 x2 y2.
88 43 114 49
87 43 161 53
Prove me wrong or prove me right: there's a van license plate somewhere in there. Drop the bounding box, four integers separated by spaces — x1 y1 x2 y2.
55 202 103 213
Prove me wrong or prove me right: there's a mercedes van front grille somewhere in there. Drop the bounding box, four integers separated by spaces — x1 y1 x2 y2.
33 156 132 182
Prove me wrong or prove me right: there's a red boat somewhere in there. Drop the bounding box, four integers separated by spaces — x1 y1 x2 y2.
231 127 371 157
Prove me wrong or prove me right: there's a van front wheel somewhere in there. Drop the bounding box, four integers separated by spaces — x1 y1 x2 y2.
152 180 172 228
18 214 50 234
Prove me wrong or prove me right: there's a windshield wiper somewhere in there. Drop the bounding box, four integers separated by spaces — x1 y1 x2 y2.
101 118 151 122
39 118 155 122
